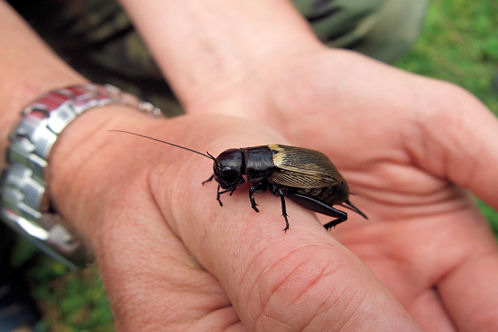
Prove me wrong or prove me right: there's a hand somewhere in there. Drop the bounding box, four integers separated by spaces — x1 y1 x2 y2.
184 48 498 331
48 107 421 331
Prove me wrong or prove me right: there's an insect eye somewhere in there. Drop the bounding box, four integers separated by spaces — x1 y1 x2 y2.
220 166 233 176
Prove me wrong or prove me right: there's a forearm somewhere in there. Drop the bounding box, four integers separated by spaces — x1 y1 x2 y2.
119 0 322 109
0 2 86 167
0 3 132 246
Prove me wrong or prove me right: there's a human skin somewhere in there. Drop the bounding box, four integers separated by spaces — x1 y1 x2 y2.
2 1 498 331
118 1 498 330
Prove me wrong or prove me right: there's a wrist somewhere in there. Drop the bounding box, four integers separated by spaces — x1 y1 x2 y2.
1 84 160 267
47 103 160 250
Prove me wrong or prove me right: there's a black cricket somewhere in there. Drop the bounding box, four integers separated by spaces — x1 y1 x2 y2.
111 130 368 231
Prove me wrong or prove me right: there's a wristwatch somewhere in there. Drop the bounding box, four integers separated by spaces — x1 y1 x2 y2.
0 84 161 269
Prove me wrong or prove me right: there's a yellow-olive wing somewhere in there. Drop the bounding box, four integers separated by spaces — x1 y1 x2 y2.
268 144 343 188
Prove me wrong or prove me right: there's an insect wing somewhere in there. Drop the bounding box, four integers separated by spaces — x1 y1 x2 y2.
269 145 342 188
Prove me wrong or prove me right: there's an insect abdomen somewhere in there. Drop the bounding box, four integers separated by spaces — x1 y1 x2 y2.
293 185 346 205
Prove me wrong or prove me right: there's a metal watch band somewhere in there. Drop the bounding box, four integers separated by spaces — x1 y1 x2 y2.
0 84 162 269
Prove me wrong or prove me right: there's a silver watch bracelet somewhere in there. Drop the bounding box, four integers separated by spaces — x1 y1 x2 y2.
0 84 162 269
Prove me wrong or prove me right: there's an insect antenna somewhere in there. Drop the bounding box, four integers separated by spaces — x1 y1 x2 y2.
340 200 368 220
110 130 215 160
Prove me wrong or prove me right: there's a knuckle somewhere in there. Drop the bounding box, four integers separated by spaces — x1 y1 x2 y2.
245 244 359 331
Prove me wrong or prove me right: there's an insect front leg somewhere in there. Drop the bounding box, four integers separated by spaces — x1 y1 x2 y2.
202 174 214 185
216 184 224 206
230 178 245 196
216 184 237 206
248 181 267 213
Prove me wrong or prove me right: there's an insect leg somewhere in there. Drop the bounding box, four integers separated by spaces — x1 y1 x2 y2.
216 185 237 206
248 181 267 212
269 184 291 231
216 184 224 206
287 193 347 231
202 174 215 185
230 179 245 196
322 216 347 230
277 188 290 232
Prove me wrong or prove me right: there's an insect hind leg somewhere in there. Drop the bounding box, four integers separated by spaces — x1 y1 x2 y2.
322 215 347 230
287 192 348 231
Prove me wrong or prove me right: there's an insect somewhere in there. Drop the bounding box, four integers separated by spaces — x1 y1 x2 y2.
111 130 368 231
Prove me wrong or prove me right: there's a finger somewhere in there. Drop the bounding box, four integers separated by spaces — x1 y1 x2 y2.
407 81 498 209
151 117 421 331
405 82 498 330
407 290 455 332
439 247 498 331
95 176 238 331
435 209 498 331
168 189 420 331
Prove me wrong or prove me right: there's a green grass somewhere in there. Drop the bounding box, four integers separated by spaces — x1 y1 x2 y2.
29 258 113 332
396 0 498 113
11 0 498 330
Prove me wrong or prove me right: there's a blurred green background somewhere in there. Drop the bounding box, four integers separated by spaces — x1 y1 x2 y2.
7 0 498 331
